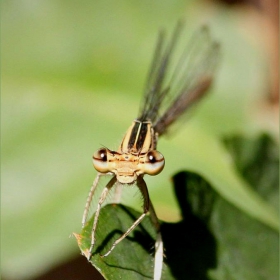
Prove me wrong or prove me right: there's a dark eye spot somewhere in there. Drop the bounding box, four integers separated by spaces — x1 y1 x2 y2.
147 152 156 163
98 149 107 161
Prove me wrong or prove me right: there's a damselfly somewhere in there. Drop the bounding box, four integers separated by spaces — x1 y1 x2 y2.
82 21 220 280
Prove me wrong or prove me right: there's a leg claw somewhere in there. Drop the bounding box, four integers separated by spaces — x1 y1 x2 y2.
87 253 92 261
87 244 94 261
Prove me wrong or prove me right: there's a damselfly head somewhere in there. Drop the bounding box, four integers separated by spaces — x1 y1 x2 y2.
92 146 165 183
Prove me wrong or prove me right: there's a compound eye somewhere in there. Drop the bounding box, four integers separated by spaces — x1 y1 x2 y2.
93 148 109 173
143 151 165 175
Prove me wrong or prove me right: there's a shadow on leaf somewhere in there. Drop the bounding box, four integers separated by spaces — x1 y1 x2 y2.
161 171 217 280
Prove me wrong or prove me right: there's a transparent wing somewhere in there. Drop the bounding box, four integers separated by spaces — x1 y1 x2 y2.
138 21 182 123
138 22 220 136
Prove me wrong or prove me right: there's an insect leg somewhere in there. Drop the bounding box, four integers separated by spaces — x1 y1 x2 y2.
101 176 150 257
149 200 163 280
82 173 102 228
88 175 117 260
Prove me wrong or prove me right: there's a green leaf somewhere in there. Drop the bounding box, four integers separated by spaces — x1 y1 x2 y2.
207 134 279 279
164 169 278 280
74 204 174 280
224 134 279 211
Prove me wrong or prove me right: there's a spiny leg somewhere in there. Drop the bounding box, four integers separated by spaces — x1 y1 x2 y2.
101 175 150 257
149 199 163 280
138 176 163 280
82 173 103 228
88 176 117 260
101 212 147 257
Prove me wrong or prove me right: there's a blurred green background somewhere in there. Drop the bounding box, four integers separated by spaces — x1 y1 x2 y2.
2 0 278 279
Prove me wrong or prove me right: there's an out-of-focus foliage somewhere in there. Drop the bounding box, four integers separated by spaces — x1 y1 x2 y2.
2 0 278 279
